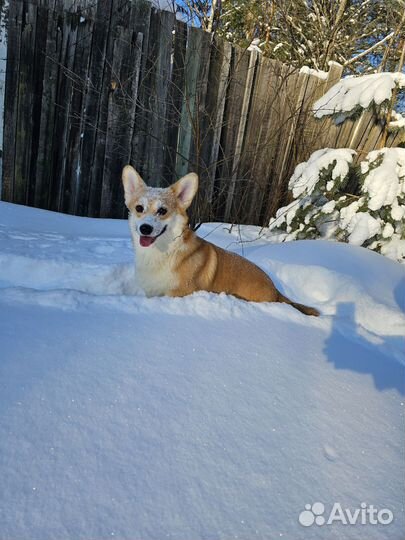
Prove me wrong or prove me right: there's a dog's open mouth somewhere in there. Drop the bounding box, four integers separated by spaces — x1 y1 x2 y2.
139 226 167 247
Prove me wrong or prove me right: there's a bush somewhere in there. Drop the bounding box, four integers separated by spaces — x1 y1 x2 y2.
268 147 405 262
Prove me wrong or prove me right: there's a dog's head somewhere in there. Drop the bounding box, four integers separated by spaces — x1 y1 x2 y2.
122 165 198 249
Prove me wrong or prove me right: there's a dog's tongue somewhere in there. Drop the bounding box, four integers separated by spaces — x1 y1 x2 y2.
140 235 156 247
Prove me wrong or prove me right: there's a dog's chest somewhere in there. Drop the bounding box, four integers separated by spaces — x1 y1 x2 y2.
135 247 178 296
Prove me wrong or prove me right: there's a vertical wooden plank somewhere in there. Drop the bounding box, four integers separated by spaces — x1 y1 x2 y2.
14 1 38 205
255 60 291 223
263 66 305 219
353 114 378 155
296 69 336 160
141 8 175 186
0 0 9 184
255 59 295 223
163 18 187 185
118 31 144 217
175 27 212 180
87 0 126 217
292 72 321 162
198 36 232 216
259 62 295 221
355 117 383 159
223 49 257 223
2 0 23 202
276 70 310 188
27 5 49 206
315 62 343 149
244 56 280 224
76 0 112 216
214 47 250 221
129 0 153 178
350 113 375 150
34 5 61 209
100 27 143 217
47 9 78 211
99 25 127 217
61 13 94 214
237 52 281 222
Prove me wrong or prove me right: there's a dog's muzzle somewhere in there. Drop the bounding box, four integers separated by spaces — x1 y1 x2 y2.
139 225 167 247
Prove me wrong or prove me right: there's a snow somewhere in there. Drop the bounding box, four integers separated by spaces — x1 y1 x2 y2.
345 211 381 246
313 72 405 119
392 199 405 221
381 234 405 261
389 110 405 130
360 147 405 211
288 148 356 198
247 38 262 52
321 200 336 213
339 199 360 229
300 65 328 80
0 202 404 540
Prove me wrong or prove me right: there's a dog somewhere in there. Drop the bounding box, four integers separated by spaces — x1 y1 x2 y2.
122 165 319 316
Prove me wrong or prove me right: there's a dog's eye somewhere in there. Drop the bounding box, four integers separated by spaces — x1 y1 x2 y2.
135 205 144 213
157 207 167 216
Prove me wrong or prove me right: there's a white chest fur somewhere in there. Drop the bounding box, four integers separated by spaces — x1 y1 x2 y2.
133 241 179 297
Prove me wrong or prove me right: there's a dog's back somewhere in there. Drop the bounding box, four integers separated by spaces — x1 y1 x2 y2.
169 232 319 316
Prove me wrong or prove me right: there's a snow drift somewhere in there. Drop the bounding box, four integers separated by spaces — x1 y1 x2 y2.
0 202 404 540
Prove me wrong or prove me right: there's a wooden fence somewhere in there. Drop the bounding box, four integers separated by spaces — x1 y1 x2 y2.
1 0 403 225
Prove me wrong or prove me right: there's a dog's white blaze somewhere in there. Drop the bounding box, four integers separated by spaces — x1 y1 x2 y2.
136 214 164 236
139 196 149 208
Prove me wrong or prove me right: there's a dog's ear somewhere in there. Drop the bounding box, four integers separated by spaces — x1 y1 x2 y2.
122 165 145 206
172 173 198 210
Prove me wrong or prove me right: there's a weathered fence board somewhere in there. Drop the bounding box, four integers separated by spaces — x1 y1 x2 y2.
62 12 93 214
3 0 23 202
100 28 143 218
1 0 401 227
214 47 250 221
163 18 187 186
223 49 256 223
48 11 78 211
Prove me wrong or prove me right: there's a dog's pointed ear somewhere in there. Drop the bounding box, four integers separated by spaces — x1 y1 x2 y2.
122 165 145 206
172 173 198 210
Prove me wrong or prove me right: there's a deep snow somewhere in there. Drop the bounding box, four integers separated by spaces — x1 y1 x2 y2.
0 202 404 540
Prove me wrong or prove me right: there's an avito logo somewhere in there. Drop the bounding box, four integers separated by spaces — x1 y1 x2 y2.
298 501 393 527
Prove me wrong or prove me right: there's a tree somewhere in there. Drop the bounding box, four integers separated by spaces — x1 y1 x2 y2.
267 69 405 262
180 0 405 74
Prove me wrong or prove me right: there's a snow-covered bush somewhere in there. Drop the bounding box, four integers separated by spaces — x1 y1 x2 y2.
313 72 405 136
268 147 405 262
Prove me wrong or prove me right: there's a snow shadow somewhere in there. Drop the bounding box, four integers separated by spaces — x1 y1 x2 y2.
324 302 405 395
394 277 405 312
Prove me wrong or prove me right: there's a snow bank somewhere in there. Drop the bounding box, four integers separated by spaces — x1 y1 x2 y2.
0 203 404 540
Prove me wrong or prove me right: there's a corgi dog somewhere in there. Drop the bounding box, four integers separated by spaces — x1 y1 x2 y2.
122 165 319 316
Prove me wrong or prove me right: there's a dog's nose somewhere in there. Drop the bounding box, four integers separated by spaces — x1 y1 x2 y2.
140 223 154 236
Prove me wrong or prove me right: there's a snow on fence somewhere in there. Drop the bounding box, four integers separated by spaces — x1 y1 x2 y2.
1 0 403 225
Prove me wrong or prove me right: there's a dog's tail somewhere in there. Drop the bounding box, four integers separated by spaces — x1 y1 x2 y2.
278 293 320 317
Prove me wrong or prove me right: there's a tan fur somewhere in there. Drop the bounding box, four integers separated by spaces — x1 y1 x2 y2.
122 166 319 316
